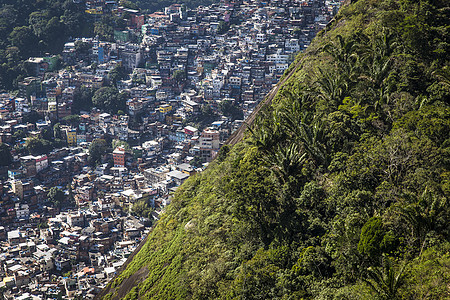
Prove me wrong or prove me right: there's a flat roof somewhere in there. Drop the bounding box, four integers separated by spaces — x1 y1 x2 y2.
167 170 189 180
7 230 20 239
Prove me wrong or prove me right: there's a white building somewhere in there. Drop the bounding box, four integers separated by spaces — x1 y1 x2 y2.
285 39 300 53
229 76 242 86
256 33 266 43
267 52 289 64
35 155 48 173
15 204 30 219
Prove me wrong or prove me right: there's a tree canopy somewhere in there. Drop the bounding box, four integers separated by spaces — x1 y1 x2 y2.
218 99 243 121
25 137 53 155
0 143 12 166
47 186 65 208
131 197 154 219
62 115 80 127
92 87 128 114
88 139 108 166
112 139 131 151
109 65 127 87
72 86 93 113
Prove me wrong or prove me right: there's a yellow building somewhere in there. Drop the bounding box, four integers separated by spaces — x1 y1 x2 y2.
65 128 77 146
12 180 23 200
158 104 172 114
3 276 14 287
85 8 103 15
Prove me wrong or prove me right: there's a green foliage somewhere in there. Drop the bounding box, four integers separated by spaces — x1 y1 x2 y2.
216 144 230 162
183 104 217 130
401 244 450 299
0 143 12 166
37 221 49 229
123 286 138 300
63 271 72 278
119 1 139 10
103 0 450 299
363 257 406 300
228 147 279 245
130 197 154 219
62 114 80 127
228 247 284 299
47 186 65 208
190 156 202 168
109 65 127 87
358 217 388 259
74 40 90 56
72 86 93 113
53 123 62 139
12 129 26 144
112 139 131 151
92 87 128 114
39 128 52 141
94 14 127 41
25 137 53 155
218 99 243 121
8 26 37 58
88 139 108 166
22 110 41 124
102 293 112 300
217 21 229 34
172 69 186 83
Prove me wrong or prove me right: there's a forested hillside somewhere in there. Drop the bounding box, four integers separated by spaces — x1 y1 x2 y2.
100 0 450 299
0 0 90 90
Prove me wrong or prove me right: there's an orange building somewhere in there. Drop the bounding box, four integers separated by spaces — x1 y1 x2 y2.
113 147 125 167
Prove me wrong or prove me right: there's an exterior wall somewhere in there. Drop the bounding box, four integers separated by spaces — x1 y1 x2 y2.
66 129 77 146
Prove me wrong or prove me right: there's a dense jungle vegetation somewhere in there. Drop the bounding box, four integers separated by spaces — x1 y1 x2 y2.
101 0 450 299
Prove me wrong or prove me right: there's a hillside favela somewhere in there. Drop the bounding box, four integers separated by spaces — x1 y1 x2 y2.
0 0 448 299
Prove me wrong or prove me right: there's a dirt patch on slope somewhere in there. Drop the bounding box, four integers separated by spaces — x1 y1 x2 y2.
113 265 149 300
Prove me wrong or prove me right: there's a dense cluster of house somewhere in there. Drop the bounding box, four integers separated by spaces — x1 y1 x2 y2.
1 212 150 299
0 0 342 299
0 107 223 299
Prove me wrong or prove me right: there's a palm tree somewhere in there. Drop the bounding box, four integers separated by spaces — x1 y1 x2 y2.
248 114 283 154
314 67 350 109
356 29 398 114
432 66 450 90
373 29 398 59
262 143 307 186
394 188 448 257
279 109 328 166
322 33 369 90
322 34 360 70
364 256 406 300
